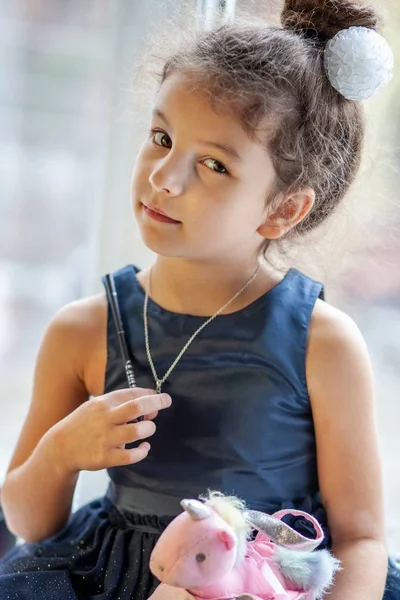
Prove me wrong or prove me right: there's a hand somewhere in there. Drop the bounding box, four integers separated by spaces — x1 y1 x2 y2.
49 388 172 474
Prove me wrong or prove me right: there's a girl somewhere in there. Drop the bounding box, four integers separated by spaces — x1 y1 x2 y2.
0 0 399 599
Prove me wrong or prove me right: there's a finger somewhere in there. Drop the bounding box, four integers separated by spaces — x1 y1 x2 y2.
143 410 158 421
103 388 158 408
111 421 156 446
110 393 171 425
109 394 168 425
111 442 151 466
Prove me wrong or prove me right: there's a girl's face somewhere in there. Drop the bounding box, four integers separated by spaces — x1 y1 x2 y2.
131 72 277 263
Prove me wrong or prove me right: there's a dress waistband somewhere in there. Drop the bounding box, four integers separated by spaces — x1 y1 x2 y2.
106 481 184 517
106 482 330 547
104 487 173 534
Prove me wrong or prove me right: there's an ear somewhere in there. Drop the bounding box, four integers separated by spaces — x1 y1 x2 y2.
257 188 315 240
218 529 236 551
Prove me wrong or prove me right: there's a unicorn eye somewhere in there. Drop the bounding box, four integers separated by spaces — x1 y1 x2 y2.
196 553 206 562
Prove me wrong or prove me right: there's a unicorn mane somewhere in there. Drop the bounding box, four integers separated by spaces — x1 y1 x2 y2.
200 491 250 565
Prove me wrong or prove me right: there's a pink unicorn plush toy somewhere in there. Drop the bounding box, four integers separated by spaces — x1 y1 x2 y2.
148 493 340 600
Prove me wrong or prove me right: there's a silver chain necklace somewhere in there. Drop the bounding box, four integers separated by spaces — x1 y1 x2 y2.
143 264 260 393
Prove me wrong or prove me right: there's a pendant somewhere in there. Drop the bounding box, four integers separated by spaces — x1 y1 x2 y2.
156 380 162 394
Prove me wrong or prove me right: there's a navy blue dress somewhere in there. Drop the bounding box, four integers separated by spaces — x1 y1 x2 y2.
0 265 398 599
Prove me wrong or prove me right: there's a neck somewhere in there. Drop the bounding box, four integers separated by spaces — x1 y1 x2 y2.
144 255 262 316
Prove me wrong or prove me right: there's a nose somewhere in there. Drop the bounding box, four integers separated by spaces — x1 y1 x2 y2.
149 155 187 197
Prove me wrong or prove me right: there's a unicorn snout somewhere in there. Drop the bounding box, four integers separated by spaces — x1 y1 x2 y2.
149 555 165 576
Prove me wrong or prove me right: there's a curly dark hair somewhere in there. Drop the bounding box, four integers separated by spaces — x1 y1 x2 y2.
156 0 382 246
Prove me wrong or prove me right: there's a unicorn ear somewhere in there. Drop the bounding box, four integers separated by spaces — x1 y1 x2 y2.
218 529 236 551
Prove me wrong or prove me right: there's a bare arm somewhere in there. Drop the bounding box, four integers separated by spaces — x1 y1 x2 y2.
2 293 172 544
307 301 387 600
1 296 106 542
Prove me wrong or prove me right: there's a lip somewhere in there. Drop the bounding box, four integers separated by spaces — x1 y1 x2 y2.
142 203 181 224
145 203 170 217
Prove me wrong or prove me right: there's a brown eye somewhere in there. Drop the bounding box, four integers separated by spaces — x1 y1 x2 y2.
202 158 228 175
196 553 206 562
152 130 171 148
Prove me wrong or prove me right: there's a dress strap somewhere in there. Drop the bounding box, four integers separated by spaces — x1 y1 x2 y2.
101 265 142 395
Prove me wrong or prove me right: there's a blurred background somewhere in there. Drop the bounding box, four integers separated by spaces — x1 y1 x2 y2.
0 0 399 552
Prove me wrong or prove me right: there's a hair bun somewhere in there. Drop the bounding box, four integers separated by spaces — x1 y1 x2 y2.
281 0 382 42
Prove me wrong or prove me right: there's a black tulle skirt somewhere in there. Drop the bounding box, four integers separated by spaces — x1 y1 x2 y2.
0 497 171 600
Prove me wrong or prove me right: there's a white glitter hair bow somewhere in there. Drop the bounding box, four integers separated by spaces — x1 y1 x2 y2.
324 26 394 101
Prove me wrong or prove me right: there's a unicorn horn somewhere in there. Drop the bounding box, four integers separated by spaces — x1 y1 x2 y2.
181 499 213 521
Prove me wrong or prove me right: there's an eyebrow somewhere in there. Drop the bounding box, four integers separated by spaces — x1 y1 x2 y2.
153 108 170 127
152 108 243 163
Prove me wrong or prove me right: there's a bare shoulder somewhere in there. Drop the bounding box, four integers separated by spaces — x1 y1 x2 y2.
48 293 108 397
51 292 107 328
306 298 373 409
309 298 364 346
